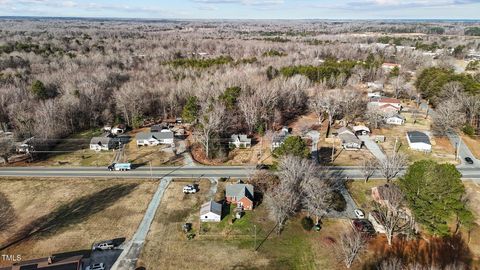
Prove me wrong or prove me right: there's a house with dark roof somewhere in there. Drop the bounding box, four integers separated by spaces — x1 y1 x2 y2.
89 136 115 151
337 127 363 150
406 131 431 152
0 254 83 270
136 130 174 146
225 183 254 210
200 200 222 222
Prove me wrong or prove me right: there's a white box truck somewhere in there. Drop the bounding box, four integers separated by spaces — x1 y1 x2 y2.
108 163 132 171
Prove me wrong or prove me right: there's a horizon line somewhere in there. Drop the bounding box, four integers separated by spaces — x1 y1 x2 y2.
0 15 479 22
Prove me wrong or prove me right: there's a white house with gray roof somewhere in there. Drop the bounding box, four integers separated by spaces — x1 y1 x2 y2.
90 136 115 151
229 134 252 148
200 200 222 222
406 131 431 152
136 130 174 146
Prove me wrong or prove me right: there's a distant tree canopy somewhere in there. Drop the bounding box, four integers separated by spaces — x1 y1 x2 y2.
167 56 234 69
465 27 480 36
273 136 310 159
219 86 241 110
399 160 473 237
280 59 359 83
428 27 445 35
181 96 199 123
415 67 480 102
262 49 287 57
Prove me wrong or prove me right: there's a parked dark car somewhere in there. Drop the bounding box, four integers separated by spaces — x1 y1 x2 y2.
351 220 375 236
465 157 474 165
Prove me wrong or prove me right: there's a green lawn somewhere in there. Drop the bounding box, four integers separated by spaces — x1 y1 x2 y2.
199 203 343 269
347 179 387 211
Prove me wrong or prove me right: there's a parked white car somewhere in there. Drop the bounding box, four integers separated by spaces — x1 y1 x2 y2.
86 263 105 270
183 185 197 194
354 209 365 219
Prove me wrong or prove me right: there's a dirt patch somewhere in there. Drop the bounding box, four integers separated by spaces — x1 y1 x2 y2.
0 178 157 265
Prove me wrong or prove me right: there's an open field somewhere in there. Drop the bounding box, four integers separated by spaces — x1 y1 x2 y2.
0 177 157 265
138 179 352 270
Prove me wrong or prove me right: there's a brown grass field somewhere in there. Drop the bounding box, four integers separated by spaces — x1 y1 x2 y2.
0 178 157 265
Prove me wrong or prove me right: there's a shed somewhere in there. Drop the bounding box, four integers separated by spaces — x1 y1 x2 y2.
406 131 431 152
200 201 222 222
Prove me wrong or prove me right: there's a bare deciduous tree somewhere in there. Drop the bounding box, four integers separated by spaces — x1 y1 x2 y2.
337 229 367 269
265 180 299 234
372 184 415 246
361 157 378 183
195 102 225 159
238 94 260 134
378 152 407 182
433 99 465 135
301 177 333 224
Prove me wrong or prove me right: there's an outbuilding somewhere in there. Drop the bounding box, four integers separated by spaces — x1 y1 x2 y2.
200 201 222 222
386 115 405 125
406 131 431 152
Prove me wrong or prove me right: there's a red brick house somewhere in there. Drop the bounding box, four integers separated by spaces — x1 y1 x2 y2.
225 183 254 210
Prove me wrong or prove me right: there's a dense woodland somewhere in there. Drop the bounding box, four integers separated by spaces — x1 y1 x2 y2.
0 19 480 155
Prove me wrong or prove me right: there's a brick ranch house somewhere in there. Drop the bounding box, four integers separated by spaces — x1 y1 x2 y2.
225 183 254 210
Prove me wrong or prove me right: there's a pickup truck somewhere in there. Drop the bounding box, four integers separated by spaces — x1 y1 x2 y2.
107 163 132 171
92 241 115 251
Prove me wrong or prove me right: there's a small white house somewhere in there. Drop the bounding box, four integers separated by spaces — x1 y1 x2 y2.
200 200 222 222
136 131 174 146
272 126 290 149
406 131 431 152
386 115 405 125
229 134 252 148
90 137 115 151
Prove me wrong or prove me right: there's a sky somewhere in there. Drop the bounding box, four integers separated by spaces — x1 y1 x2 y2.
0 0 479 20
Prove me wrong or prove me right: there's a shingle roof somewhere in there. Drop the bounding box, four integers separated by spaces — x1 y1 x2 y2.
200 200 222 216
407 131 430 144
231 134 251 143
136 131 174 140
226 184 254 200
90 137 111 145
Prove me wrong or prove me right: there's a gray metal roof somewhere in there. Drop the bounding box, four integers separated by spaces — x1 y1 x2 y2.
230 134 252 143
226 184 254 200
200 200 222 216
136 131 174 140
90 137 111 145
407 131 430 144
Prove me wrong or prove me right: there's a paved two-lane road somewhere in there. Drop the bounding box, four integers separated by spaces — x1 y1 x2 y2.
2 165 480 180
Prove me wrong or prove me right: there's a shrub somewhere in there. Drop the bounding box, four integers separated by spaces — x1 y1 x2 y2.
301 216 314 231
463 124 475 136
